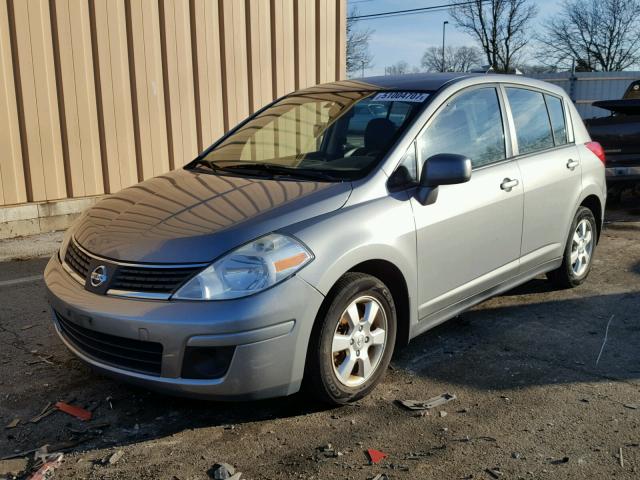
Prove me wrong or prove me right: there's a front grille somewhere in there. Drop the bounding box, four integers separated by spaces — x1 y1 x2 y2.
110 266 201 293
64 240 91 278
55 311 163 376
63 239 203 296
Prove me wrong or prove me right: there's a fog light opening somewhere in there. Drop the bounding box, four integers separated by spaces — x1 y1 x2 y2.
181 346 235 380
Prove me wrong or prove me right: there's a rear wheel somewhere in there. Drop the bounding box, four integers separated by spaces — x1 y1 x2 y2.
547 206 597 288
305 273 396 404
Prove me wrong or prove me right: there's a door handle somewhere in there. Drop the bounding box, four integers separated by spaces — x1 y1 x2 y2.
500 178 519 192
566 159 580 170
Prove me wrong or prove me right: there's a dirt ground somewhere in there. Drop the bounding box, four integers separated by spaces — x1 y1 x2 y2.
1 198 639 480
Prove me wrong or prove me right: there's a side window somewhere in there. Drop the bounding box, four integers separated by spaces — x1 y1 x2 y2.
506 88 554 155
400 142 417 180
389 142 417 189
545 94 568 146
418 88 506 169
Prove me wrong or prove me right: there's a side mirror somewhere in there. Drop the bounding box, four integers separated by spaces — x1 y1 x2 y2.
417 153 472 205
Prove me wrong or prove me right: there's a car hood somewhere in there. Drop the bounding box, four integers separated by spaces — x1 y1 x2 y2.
73 169 351 263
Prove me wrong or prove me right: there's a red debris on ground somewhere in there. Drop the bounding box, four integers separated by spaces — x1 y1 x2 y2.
54 402 92 421
28 453 63 480
366 449 388 464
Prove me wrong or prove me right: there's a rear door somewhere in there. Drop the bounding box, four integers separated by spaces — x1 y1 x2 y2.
503 87 582 271
410 85 524 320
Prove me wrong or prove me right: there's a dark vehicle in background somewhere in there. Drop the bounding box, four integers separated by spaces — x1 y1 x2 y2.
586 80 640 199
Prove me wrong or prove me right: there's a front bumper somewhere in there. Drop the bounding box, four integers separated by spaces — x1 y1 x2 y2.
45 254 324 400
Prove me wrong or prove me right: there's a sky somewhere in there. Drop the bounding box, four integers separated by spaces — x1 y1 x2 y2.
348 0 563 76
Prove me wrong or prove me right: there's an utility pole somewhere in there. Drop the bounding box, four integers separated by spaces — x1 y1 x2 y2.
361 60 365 78
441 20 448 72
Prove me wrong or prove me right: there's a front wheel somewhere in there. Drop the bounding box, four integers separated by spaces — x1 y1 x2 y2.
305 273 397 405
547 206 597 288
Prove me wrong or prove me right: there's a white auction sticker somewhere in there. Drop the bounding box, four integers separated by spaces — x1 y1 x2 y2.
372 92 430 102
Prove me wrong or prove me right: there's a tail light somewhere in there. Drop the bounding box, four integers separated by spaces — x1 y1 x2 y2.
585 142 606 165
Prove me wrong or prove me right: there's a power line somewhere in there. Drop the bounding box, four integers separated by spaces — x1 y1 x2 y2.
347 0 490 21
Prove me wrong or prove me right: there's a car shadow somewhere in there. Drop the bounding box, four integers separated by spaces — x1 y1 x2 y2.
3 289 638 462
1 369 333 460
394 291 640 392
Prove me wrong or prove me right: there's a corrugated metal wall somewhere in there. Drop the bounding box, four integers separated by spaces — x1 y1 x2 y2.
0 0 346 207
532 71 640 119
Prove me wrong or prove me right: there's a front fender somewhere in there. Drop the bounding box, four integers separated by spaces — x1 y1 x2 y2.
285 192 419 331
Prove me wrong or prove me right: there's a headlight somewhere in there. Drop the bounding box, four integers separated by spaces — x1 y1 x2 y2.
172 233 313 300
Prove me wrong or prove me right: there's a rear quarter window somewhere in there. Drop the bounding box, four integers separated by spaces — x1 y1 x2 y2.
506 88 554 155
545 95 568 146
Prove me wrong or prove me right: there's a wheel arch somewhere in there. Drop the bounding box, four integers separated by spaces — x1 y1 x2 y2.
305 257 413 373
579 194 603 242
344 259 411 350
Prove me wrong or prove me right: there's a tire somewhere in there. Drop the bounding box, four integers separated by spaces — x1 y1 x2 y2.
547 206 597 288
305 272 397 405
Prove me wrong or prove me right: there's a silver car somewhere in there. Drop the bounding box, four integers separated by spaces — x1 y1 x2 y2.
45 74 606 404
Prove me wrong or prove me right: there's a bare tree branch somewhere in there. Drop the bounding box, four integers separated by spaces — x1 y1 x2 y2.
450 0 537 72
385 61 421 75
421 46 483 72
346 7 374 76
537 0 640 71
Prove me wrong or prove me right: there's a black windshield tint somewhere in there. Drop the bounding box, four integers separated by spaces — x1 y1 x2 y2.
195 91 430 180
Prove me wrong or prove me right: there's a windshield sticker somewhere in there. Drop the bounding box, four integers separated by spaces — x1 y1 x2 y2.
372 92 430 103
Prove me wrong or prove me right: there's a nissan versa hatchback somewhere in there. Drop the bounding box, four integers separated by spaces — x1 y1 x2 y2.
45 73 606 404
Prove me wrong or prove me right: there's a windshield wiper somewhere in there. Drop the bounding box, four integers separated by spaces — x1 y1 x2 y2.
189 158 220 172
189 158 277 178
189 159 341 181
223 163 341 182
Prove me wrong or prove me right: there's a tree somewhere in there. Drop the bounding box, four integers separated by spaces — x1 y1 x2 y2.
385 61 413 75
537 0 640 71
346 8 374 76
450 0 537 73
421 46 483 72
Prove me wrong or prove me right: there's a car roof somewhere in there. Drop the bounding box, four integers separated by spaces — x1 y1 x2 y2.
357 72 474 90
297 72 567 97
297 73 472 94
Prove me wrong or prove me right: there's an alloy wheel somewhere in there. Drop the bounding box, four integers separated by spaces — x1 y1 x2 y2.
331 295 387 387
571 218 594 277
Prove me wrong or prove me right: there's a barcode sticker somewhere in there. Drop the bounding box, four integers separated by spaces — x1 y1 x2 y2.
372 92 430 103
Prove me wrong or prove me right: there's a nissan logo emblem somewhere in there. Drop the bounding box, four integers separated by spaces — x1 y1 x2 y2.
90 265 108 288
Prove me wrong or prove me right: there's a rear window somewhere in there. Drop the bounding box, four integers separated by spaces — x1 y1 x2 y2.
506 88 554 155
545 95 568 146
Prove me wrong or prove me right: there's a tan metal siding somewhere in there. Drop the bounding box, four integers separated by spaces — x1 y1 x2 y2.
54 0 103 197
0 0 346 208
129 0 170 180
247 0 273 112
93 0 138 192
12 0 67 202
0 0 26 205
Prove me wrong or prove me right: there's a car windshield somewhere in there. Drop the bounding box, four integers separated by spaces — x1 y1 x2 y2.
193 91 430 180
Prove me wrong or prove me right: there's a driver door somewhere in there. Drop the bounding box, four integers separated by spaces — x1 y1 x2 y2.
410 86 524 321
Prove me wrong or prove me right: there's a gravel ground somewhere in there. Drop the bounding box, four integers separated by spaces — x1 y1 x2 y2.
1 199 639 480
